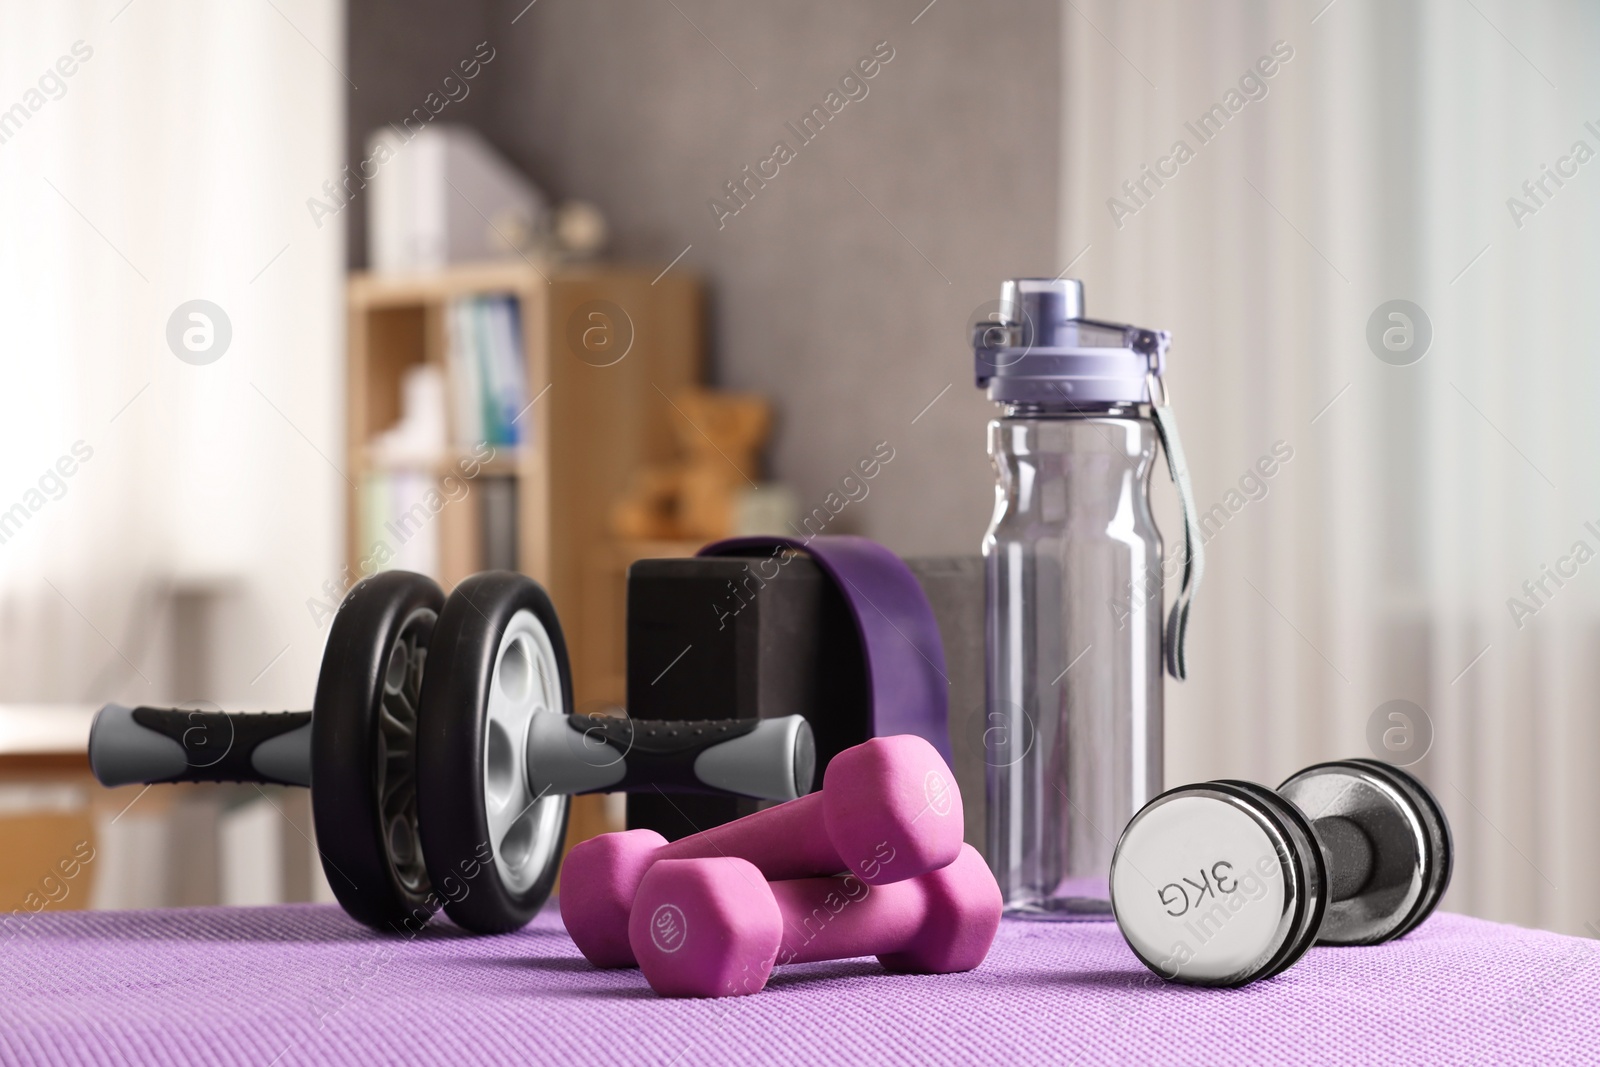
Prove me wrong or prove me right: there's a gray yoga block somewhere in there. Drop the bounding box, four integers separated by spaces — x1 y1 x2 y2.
905 556 985 851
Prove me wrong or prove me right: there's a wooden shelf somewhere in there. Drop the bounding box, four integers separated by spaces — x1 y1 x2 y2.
348 260 552 307
347 260 670 308
356 452 527 478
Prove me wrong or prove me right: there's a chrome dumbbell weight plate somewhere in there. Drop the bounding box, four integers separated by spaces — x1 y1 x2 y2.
1110 780 1325 987
1277 759 1452 945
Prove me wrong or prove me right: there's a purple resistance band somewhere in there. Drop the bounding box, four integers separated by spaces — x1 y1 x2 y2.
698 534 954 766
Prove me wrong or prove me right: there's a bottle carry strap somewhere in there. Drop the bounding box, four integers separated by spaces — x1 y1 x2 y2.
1148 375 1203 681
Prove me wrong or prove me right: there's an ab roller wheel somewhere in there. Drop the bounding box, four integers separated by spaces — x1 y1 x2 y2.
89 569 815 935
415 572 571 934
1110 758 1453 987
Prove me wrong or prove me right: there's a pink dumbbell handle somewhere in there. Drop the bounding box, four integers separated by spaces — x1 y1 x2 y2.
654 791 845 879
770 874 925 966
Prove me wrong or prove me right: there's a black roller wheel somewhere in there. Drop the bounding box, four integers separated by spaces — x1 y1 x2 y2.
416 571 572 933
310 570 445 932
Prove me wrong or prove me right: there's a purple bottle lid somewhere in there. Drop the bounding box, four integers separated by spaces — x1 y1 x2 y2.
973 279 1170 407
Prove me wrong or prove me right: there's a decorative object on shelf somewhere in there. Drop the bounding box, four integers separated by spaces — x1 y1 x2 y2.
367 364 449 467
551 200 607 260
346 257 698 605
610 386 778 542
366 123 606 272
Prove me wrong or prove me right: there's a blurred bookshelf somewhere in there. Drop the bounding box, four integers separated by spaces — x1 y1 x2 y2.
346 260 704 851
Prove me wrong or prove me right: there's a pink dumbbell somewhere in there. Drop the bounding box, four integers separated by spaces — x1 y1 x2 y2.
629 843 1001 997
560 734 963 967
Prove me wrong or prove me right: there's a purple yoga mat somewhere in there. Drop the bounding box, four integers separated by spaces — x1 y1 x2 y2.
4 904 1596 1065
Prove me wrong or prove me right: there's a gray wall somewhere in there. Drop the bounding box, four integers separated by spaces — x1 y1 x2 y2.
346 0 494 272
350 0 1061 555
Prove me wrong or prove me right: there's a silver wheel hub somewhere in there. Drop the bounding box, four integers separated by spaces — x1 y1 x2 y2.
482 609 567 895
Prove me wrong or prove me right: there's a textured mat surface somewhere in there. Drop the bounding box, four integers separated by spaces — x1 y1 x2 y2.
2 904 1598 1066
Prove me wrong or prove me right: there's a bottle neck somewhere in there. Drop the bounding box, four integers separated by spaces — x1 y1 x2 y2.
1000 401 1147 419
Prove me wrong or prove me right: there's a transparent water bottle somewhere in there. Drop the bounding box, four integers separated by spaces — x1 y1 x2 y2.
974 279 1200 920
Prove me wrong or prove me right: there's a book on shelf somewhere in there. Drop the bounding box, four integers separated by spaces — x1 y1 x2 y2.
447 294 529 448
359 292 527 579
360 470 442 579
359 470 519 580
479 476 519 572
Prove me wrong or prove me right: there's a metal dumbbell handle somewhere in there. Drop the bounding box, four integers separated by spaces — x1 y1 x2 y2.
527 712 815 802
1313 815 1374 902
89 704 313 788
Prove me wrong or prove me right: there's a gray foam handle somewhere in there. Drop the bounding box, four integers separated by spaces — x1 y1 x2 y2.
89 703 188 786
524 712 815 800
694 716 813 801
88 703 313 788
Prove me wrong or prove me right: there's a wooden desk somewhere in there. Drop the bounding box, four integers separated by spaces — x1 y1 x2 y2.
0 703 94 775
0 704 99 913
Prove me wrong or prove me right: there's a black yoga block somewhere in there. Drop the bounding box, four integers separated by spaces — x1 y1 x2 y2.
624 553 988 846
624 555 870 838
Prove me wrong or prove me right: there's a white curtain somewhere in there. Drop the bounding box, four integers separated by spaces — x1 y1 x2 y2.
0 0 344 908
1063 0 1600 934
0 0 344 711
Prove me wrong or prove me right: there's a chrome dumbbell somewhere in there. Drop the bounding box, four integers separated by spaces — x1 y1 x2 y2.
1110 759 1452 986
